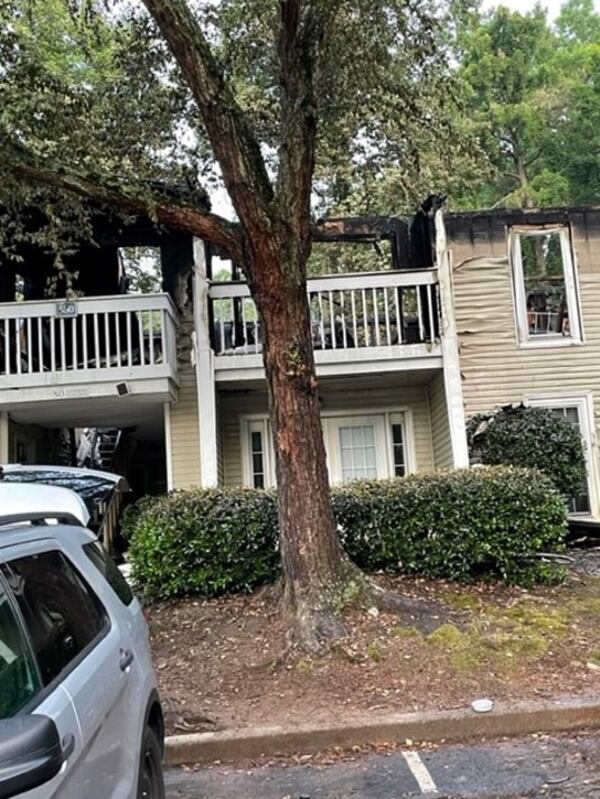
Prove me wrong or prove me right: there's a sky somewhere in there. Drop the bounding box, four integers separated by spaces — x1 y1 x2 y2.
482 0 600 17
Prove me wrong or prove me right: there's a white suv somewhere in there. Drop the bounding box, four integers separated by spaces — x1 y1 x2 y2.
0 485 165 798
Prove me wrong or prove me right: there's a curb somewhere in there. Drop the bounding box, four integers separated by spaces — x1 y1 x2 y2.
164 694 600 766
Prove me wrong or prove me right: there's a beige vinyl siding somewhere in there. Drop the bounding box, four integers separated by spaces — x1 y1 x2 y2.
219 383 436 487
169 364 201 489
453 259 600 422
451 218 600 453
428 372 453 469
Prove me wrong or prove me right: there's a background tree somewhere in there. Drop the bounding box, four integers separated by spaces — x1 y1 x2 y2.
455 0 600 209
0 0 471 651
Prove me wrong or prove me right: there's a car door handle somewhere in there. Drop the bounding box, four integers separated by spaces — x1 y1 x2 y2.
119 649 134 671
62 733 75 760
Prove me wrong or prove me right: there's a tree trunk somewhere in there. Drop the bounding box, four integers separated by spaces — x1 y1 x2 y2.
248 234 353 652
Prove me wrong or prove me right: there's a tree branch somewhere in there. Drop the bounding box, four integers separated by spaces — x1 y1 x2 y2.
11 162 243 260
142 0 273 230
276 1 340 248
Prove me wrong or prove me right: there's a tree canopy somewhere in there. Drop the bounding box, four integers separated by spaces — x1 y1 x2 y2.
455 0 600 209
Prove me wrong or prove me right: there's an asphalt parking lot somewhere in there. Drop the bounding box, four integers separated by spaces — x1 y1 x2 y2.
165 730 600 798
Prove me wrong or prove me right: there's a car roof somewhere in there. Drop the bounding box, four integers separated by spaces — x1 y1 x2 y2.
0 464 128 488
0 483 90 527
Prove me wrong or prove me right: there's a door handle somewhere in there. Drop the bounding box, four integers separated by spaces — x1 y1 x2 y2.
119 649 134 671
62 733 75 760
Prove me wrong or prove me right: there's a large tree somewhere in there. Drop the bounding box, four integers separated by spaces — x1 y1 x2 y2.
0 0 465 651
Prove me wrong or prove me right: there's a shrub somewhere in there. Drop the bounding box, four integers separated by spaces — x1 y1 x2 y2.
467 404 586 497
127 467 568 600
128 488 278 599
333 466 567 585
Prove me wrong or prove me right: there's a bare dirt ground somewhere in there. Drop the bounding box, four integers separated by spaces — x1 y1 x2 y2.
148 550 600 736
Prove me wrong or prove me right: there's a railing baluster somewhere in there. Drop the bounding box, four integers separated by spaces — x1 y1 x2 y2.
426 284 435 343
138 311 145 366
383 288 391 346
254 302 259 354
318 292 325 349
126 311 132 366
394 288 402 344
148 310 155 365
3 320 8 376
82 314 88 368
350 291 358 348
71 317 77 370
50 317 56 372
231 299 236 350
115 312 121 367
104 312 111 368
15 318 21 375
59 317 66 371
416 288 425 342
241 299 248 354
160 310 166 363
37 317 43 373
340 291 348 349
219 305 226 356
328 290 336 349
361 289 369 347
27 318 32 373
372 288 380 346
93 313 100 367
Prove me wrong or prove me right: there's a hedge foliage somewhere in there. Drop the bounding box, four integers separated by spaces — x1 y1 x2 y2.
127 466 568 600
467 404 586 497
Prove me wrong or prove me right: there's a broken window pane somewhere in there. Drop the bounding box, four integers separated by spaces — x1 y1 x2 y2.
520 232 567 336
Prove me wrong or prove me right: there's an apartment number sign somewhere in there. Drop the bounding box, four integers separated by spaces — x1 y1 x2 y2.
55 301 78 318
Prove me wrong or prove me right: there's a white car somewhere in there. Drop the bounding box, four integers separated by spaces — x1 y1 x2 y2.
0 484 165 798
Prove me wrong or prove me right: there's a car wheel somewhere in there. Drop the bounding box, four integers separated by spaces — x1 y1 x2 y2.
137 726 165 799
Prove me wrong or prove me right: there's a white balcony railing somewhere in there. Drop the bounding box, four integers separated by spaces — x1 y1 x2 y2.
209 270 439 357
0 293 178 387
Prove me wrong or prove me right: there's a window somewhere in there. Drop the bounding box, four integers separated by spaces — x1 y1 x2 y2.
391 423 406 477
242 410 414 487
1 551 108 687
84 542 134 606
526 395 597 517
0 584 41 718
510 227 582 346
548 406 590 514
339 425 378 481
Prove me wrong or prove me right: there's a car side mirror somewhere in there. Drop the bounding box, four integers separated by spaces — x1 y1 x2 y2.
0 715 63 798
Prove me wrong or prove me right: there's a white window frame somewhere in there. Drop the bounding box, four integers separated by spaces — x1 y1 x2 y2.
509 225 583 348
241 409 416 488
524 392 600 518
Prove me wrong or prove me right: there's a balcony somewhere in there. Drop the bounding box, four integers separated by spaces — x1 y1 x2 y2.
0 293 178 411
209 269 442 380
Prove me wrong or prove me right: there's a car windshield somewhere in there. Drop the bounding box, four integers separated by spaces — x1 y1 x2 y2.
0 470 116 518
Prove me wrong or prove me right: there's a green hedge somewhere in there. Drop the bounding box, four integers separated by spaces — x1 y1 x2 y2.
128 488 278 599
334 467 566 584
467 404 586 497
127 466 567 600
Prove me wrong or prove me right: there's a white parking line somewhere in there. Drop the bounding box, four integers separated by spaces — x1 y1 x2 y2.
402 750 439 794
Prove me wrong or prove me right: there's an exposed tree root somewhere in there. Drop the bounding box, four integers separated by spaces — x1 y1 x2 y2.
282 557 457 654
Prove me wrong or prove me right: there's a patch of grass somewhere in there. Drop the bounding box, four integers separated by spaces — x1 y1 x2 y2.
295 658 314 676
427 624 465 649
367 641 384 663
390 625 421 639
441 592 482 612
